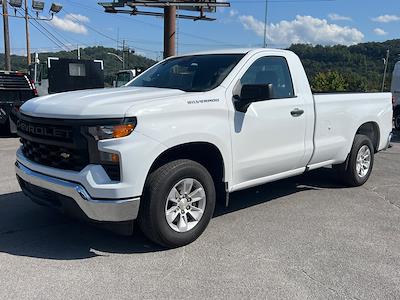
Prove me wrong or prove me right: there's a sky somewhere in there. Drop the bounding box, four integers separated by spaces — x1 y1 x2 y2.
0 0 399 60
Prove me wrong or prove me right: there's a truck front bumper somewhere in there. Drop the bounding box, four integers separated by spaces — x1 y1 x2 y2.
16 161 140 222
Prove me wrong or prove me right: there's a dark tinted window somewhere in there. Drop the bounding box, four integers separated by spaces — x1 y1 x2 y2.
129 54 244 92
69 63 86 77
241 56 294 99
116 71 132 87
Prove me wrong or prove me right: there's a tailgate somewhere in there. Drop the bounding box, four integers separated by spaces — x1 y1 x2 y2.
0 72 37 124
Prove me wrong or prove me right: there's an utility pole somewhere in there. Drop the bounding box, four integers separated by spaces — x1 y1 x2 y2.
263 0 268 48
2 0 11 70
126 46 130 69
382 49 390 92
122 40 126 69
34 52 38 82
163 6 176 58
24 0 31 65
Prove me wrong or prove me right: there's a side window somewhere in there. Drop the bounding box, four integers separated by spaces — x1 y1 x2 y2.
240 56 295 99
69 63 86 77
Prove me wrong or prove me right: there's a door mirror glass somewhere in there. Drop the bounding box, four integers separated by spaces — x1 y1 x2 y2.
240 83 273 102
234 83 273 113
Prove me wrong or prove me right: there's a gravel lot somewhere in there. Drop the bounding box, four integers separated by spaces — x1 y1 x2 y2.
0 133 399 299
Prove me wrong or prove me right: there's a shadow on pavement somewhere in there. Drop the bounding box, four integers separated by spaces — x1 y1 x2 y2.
0 132 17 139
0 167 344 260
391 130 400 143
0 192 165 259
215 167 342 217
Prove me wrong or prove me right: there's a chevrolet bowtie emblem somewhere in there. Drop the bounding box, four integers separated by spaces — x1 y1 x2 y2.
60 152 70 159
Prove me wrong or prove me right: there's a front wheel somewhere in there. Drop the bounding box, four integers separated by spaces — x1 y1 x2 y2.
335 134 374 187
138 159 216 248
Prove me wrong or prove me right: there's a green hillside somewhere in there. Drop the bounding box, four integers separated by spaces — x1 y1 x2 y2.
289 39 400 92
0 40 399 91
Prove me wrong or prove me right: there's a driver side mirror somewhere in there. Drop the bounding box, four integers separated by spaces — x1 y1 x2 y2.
233 83 274 113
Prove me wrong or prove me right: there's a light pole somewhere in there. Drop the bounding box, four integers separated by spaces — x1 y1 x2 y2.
164 6 176 58
2 0 11 70
263 0 268 48
382 49 390 92
1 1 63 67
24 0 31 65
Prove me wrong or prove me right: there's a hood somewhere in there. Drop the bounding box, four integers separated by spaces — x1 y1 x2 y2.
20 87 185 119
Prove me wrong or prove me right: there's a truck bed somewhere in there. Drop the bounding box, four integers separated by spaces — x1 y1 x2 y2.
309 92 393 167
0 72 37 126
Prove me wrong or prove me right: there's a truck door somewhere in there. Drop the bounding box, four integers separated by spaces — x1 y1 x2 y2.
229 55 307 187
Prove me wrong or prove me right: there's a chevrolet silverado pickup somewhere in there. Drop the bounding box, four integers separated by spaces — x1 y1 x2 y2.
12 49 393 248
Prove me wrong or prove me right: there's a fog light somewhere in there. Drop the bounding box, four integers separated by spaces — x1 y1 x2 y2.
100 151 120 163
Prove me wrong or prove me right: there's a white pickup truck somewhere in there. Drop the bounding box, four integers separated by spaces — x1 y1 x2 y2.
12 49 393 248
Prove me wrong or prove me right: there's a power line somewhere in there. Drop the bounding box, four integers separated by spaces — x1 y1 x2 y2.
13 7 68 51
230 0 335 2
14 5 73 51
30 18 73 50
35 17 75 46
63 0 243 47
61 8 161 54
29 20 67 50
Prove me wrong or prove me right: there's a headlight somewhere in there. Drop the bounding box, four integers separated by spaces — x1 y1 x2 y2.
88 118 136 140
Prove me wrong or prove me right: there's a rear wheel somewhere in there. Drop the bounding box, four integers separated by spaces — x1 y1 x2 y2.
394 112 400 131
335 134 374 187
138 159 216 248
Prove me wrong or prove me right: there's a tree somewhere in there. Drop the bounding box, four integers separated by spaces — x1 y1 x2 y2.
289 39 400 92
343 73 369 92
311 71 348 92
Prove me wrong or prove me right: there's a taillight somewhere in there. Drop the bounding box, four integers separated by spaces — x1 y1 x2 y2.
30 79 38 96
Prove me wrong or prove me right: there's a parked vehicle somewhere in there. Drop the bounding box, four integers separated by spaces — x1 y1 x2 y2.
113 67 144 87
0 71 37 133
12 49 393 247
29 57 104 96
391 61 400 130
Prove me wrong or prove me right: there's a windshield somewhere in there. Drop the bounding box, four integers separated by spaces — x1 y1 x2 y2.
129 54 245 92
116 71 132 87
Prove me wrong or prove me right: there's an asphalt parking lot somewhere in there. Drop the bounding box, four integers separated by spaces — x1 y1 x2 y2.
0 134 400 300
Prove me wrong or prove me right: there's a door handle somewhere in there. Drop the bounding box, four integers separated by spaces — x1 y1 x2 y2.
290 108 304 117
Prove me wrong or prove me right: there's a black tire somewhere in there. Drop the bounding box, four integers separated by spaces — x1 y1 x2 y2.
0 119 11 136
336 134 374 187
138 159 216 248
395 112 400 131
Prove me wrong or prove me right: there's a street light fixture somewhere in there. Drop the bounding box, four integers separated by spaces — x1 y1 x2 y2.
9 0 22 8
107 52 124 62
32 1 45 11
50 3 62 14
0 0 64 68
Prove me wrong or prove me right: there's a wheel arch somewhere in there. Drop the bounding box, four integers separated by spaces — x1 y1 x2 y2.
144 142 227 195
355 121 380 152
